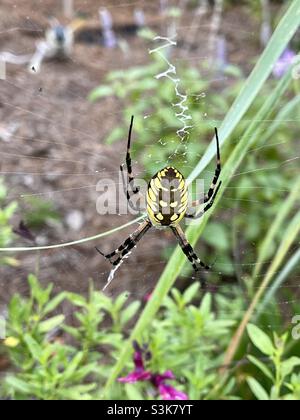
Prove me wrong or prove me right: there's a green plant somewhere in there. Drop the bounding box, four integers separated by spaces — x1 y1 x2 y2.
1 276 237 400
247 324 300 400
0 179 18 267
2 275 300 400
89 13 299 283
1 276 139 400
102 0 300 395
23 197 61 229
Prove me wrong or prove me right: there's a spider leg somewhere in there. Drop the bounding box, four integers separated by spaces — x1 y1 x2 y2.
96 220 152 267
120 115 141 212
120 163 141 212
171 225 210 288
185 181 222 220
191 127 221 207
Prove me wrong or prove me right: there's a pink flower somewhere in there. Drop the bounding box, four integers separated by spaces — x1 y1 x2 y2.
158 384 188 400
118 343 151 383
152 371 188 400
118 369 152 383
118 342 189 400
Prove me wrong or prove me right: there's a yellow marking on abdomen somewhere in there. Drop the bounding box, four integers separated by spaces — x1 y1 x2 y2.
159 200 168 208
181 191 188 203
148 188 156 202
147 197 158 212
155 213 164 221
154 177 162 190
179 179 185 190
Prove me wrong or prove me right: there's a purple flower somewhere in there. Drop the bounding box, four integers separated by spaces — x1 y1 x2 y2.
273 48 296 79
152 371 188 400
118 348 152 383
118 342 189 400
158 384 188 400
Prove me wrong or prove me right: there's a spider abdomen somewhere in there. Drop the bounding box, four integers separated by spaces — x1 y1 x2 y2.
146 166 188 226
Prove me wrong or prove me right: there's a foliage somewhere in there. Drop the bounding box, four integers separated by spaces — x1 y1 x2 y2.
247 324 300 400
89 39 298 283
1 277 300 400
22 196 61 229
0 178 18 267
102 0 300 392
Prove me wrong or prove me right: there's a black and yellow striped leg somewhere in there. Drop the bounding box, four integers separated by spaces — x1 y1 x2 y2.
120 115 140 211
171 225 210 288
192 127 221 207
96 220 152 267
185 181 222 220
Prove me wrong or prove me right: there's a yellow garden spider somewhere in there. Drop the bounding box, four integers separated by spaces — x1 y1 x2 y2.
97 116 222 290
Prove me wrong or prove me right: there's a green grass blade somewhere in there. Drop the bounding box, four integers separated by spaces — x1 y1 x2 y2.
188 0 300 183
102 0 300 394
255 248 300 320
223 211 300 369
253 178 300 278
257 94 300 145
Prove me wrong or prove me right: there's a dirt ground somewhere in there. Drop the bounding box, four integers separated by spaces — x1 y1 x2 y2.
0 0 262 304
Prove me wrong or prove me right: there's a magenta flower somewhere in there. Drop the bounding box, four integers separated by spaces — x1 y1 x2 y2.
273 48 296 78
118 347 151 383
158 384 188 400
118 342 189 400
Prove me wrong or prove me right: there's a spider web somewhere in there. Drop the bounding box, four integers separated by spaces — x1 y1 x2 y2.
0 0 299 339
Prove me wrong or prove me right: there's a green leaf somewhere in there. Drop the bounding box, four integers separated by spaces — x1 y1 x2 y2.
182 282 200 304
5 376 33 394
203 222 229 251
88 85 114 101
23 334 42 361
42 292 67 316
66 293 87 307
199 293 212 317
247 324 274 356
106 127 125 145
281 357 300 379
59 384 96 400
63 352 84 379
247 355 274 381
38 315 65 333
246 377 269 400
114 292 129 311
121 301 141 325
125 383 144 400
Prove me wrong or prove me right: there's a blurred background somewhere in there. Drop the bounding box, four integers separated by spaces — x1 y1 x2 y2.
0 0 299 327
